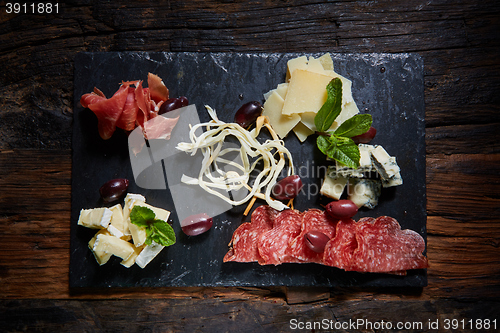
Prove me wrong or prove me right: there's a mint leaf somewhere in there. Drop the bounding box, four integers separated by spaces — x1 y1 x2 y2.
316 135 335 157
146 220 176 246
330 136 360 168
130 206 155 227
314 78 343 132
333 114 373 138
317 135 360 168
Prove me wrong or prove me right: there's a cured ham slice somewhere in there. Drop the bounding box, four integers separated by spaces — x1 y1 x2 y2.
257 209 303 265
348 216 429 272
115 86 139 131
87 84 129 140
284 209 338 264
80 73 175 140
223 205 278 264
148 73 169 104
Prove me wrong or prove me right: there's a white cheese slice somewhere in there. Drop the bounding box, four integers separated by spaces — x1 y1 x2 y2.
292 122 315 142
88 229 112 265
78 207 112 229
135 241 165 269
262 90 301 139
108 204 127 234
93 233 135 261
106 224 124 238
320 174 348 200
121 244 145 268
347 178 381 209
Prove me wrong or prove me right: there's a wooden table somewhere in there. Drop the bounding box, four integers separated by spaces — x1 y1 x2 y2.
1 1 499 331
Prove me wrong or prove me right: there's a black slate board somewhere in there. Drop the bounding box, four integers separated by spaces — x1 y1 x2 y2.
71 52 426 288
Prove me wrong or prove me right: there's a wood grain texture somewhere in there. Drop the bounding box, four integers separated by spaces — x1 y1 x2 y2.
1 0 499 329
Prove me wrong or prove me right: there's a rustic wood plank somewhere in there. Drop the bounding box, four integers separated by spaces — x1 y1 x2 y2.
2 298 499 332
426 153 500 220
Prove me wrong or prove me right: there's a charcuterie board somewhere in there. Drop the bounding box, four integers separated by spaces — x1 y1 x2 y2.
70 52 426 288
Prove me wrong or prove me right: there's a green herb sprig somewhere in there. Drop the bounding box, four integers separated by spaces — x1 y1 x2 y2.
314 78 373 168
130 206 176 247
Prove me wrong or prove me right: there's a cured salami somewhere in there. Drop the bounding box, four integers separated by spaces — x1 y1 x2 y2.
348 216 429 272
284 209 338 264
322 218 360 269
224 205 428 274
223 205 277 264
257 209 303 265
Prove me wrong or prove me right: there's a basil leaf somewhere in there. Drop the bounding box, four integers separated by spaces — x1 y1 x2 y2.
330 136 360 168
147 220 176 247
333 114 373 138
314 78 343 132
130 206 155 227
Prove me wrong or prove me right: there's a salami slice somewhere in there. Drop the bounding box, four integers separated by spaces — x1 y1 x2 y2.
257 209 303 265
322 218 360 269
284 209 338 264
348 216 429 272
223 205 277 263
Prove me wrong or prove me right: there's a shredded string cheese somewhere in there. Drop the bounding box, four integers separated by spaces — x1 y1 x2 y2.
176 105 294 211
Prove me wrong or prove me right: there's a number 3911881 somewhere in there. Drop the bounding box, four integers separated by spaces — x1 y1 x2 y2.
6 3 59 14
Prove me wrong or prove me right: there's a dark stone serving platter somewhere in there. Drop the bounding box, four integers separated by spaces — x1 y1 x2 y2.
71 52 426 288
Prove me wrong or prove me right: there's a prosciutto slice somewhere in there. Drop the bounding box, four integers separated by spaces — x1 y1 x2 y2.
86 84 129 140
148 72 169 104
80 73 173 140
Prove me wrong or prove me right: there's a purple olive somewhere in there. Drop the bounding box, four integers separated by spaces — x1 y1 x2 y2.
271 175 303 201
159 98 182 115
352 127 377 144
181 213 213 236
234 101 263 128
325 199 358 220
99 178 129 202
178 96 189 107
305 231 330 253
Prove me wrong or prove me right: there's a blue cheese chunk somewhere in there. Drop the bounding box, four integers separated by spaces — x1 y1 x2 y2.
320 173 348 200
331 144 376 178
135 241 165 269
347 178 382 209
382 171 403 188
78 207 112 229
370 145 400 180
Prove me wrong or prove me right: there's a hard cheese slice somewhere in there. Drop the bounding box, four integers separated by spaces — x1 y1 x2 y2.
262 90 301 139
282 69 334 116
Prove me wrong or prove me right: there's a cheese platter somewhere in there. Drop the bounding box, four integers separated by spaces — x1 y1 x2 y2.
70 52 426 288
